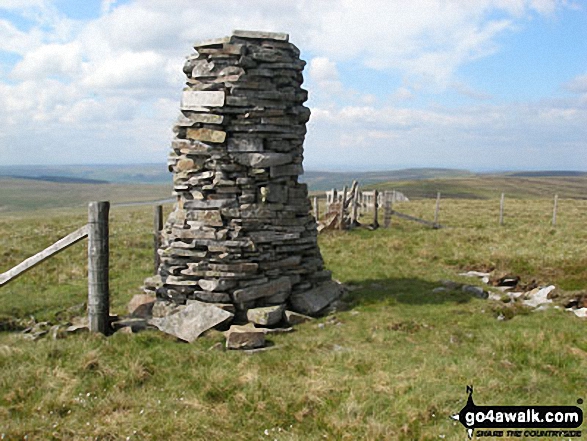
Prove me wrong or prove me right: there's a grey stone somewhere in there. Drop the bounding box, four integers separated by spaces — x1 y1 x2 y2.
247 304 285 326
462 285 488 299
227 137 264 152
233 277 291 303
289 280 343 315
234 153 292 168
127 294 156 318
270 164 303 177
149 301 233 343
224 324 266 349
181 91 225 109
284 310 313 326
198 278 236 292
232 30 289 41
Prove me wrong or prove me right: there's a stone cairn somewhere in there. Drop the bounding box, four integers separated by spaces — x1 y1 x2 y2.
144 30 342 343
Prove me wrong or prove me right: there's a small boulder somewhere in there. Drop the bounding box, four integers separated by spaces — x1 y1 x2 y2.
224 324 266 350
284 310 313 326
149 301 234 343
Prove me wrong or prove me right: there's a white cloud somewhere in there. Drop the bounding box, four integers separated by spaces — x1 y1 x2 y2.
308 57 342 94
0 0 583 169
564 73 587 94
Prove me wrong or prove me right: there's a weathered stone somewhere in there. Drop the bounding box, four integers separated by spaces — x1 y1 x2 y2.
462 285 488 299
148 31 339 332
270 164 303 177
232 30 289 41
152 300 185 318
233 277 291 303
198 278 236 292
247 304 285 326
284 310 313 326
523 285 555 308
181 91 225 109
227 137 263 152
289 281 343 315
224 324 266 349
186 128 227 143
234 153 292 168
149 301 233 343
127 294 156 318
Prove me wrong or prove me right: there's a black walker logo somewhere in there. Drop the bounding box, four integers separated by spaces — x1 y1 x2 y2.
451 386 583 439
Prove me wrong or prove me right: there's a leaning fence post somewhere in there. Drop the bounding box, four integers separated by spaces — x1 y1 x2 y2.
434 191 441 228
552 194 558 227
499 193 505 226
339 186 348 230
154 204 163 274
88 201 110 334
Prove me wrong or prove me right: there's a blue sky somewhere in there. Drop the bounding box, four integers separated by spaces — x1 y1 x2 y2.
0 0 586 171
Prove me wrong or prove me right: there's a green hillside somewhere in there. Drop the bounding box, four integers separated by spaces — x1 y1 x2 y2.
0 177 172 213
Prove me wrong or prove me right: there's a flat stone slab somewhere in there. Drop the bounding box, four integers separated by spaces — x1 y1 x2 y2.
149 301 234 343
284 310 313 326
224 324 266 350
181 91 225 109
247 304 285 326
233 276 291 303
289 280 343 315
232 30 289 41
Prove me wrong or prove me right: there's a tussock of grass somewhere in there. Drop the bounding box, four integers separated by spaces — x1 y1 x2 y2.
0 198 586 439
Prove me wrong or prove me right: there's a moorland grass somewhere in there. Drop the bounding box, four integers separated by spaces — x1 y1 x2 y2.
0 198 586 440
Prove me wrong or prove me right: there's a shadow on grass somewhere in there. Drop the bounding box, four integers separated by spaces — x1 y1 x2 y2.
344 277 474 307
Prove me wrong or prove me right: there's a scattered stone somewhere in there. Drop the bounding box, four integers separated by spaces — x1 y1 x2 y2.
284 310 313 326
462 285 488 299
289 280 343 315
127 294 156 318
149 301 234 343
522 285 555 308
224 324 266 350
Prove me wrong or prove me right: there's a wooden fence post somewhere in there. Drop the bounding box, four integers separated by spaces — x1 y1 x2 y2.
339 186 348 230
383 191 392 228
154 205 163 274
434 192 441 228
350 182 360 227
552 194 558 227
373 189 379 228
499 193 505 226
88 201 110 335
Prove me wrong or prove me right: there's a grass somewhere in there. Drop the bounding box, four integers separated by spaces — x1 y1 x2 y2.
1 197 586 440
366 175 587 200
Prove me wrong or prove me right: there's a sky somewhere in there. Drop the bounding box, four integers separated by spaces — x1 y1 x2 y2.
0 0 586 172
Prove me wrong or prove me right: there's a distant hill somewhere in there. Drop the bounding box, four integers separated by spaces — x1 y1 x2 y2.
4 175 109 184
507 171 587 178
0 164 170 185
301 168 473 191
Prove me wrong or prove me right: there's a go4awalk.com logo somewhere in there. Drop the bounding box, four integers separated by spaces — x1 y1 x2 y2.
451 386 583 439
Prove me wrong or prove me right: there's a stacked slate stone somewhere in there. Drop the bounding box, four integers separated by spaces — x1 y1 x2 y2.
152 30 342 323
